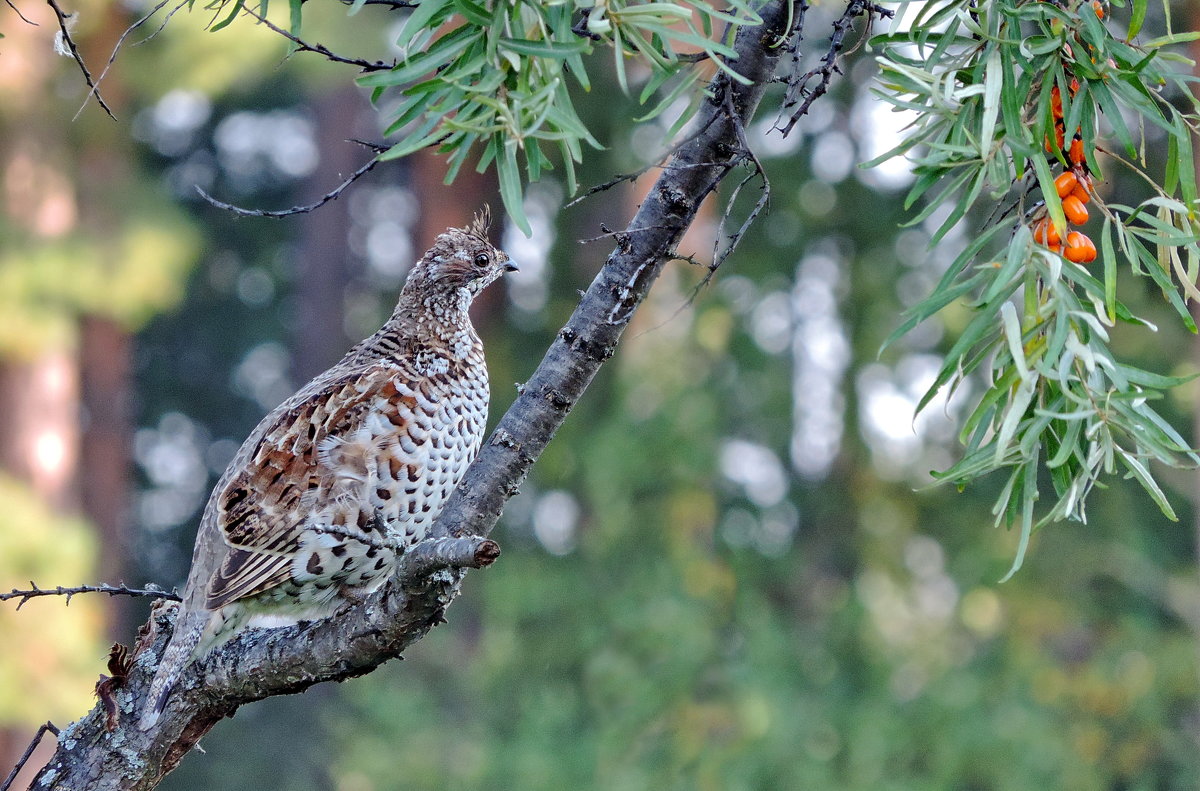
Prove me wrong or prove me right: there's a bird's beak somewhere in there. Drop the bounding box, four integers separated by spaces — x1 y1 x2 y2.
504 261 519 273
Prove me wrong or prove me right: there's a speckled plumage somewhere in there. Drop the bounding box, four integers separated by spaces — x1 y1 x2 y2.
140 213 514 728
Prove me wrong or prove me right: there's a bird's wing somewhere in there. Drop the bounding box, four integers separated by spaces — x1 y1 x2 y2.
204 358 426 609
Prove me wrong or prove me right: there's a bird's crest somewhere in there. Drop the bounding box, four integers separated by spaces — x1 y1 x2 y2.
467 205 492 241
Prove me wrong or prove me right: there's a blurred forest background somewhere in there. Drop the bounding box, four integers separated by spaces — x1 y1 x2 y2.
3 1 1200 789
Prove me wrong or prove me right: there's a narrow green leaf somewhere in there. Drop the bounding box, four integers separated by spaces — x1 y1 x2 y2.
498 140 531 236
1165 127 1181 196
1032 154 1066 239
1101 219 1116 323
881 269 991 352
1114 364 1200 389
379 114 443 159
359 29 481 87
451 0 491 26
395 0 452 51
1118 452 1179 520
980 47 1002 159
1142 31 1200 48
286 0 302 54
209 0 244 32
999 456 1039 582
1090 82 1137 159
1174 112 1198 215
499 36 588 58
1128 0 1147 37
1047 416 1084 468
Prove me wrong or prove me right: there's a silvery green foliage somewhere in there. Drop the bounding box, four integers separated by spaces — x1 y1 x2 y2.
870 0 1200 576
355 0 763 233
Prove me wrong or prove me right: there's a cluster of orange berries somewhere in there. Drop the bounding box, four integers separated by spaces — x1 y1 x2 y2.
1033 170 1095 263
1033 76 1097 264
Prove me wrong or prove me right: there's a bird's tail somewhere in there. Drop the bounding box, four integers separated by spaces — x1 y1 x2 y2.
138 611 208 730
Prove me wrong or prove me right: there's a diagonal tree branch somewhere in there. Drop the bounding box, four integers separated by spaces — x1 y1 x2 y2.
29 2 803 789
45 0 116 120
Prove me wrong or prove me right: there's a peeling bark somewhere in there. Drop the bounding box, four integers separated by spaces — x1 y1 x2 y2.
31 2 799 788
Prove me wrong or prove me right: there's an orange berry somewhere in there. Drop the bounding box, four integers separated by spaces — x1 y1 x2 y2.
1046 130 1064 153
1054 172 1078 198
1062 194 1089 225
1070 180 1090 204
1092 0 1104 19
1069 77 1080 95
1068 137 1084 165
1064 231 1097 263
1051 86 1063 118
1033 219 1061 246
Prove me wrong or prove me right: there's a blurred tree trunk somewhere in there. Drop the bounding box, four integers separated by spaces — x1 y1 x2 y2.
0 357 80 788
0 1 137 785
0 3 84 782
78 317 133 616
75 7 139 632
293 86 365 382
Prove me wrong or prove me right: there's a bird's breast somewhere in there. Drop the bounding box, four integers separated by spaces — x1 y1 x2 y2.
364 366 490 546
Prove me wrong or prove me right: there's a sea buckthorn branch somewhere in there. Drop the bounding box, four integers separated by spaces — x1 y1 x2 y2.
870 0 1200 576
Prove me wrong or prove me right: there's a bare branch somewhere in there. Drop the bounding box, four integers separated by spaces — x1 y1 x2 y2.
576 224 674 245
4 0 38 26
330 0 416 9
132 0 189 46
0 722 58 791
195 148 385 218
397 536 501 578
707 88 771 284
72 0 174 120
240 5 395 72
45 0 116 120
564 116 719 209
0 583 180 610
775 0 892 137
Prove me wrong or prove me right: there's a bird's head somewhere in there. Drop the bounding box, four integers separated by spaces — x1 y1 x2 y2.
403 207 518 301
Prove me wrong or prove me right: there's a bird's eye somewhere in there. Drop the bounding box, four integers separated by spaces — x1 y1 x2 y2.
473 252 490 268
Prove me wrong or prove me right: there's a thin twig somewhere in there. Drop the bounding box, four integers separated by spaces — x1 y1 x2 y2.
709 90 771 277
638 97 770 332
347 137 390 153
1 583 180 610
133 0 189 46
564 114 721 209
241 5 394 72
46 0 116 119
775 0 892 136
4 0 38 26
0 722 58 791
577 224 673 245
332 0 416 9
195 149 386 218
73 0 173 121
